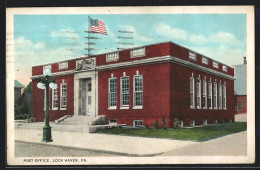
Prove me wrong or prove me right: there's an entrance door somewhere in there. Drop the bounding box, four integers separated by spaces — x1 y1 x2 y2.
86 81 92 116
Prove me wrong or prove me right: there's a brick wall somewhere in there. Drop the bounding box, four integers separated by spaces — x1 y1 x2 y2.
98 63 171 128
235 95 247 114
32 75 74 122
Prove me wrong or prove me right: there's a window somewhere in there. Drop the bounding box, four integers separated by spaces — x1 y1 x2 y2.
189 51 197 61
109 119 117 125
178 120 183 128
190 120 195 127
60 83 67 109
108 78 117 108
238 100 243 110
202 78 207 108
208 81 213 109
52 88 58 110
121 77 129 108
43 64 51 73
218 83 222 109
106 52 119 62
196 77 201 108
223 84 227 109
133 75 143 108
213 61 219 69
131 47 145 58
202 57 208 65
133 120 143 127
59 61 68 70
190 74 195 108
203 119 207 125
213 81 218 109
214 119 218 124
222 65 227 72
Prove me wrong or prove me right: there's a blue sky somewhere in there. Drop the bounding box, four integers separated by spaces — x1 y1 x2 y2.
13 14 247 85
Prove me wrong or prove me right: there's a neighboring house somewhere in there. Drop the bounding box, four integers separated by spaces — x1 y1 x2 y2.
19 92 32 117
234 57 247 114
31 41 235 127
14 80 24 114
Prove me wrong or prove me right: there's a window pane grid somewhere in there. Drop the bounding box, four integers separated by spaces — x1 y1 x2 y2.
61 84 67 108
190 77 195 107
121 77 129 106
134 76 143 107
109 78 117 107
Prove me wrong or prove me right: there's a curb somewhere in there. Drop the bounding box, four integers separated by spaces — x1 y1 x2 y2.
15 140 163 157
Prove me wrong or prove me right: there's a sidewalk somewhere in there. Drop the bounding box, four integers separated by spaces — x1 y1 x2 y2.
15 129 197 156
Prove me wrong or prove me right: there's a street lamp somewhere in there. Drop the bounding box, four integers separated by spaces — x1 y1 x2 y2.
37 68 57 142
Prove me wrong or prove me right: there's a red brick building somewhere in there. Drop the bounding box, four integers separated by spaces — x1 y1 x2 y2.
31 41 235 128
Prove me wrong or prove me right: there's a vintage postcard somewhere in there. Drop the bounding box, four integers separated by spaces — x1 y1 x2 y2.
6 6 255 165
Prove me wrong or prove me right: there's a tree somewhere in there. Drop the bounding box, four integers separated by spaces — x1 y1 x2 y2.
24 81 32 93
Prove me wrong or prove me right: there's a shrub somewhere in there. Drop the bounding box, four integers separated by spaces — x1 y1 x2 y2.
222 119 226 124
18 105 28 115
15 114 28 120
161 117 167 130
29 117 35 123
174 118 179 129
154 120 159 129
145 124 149 128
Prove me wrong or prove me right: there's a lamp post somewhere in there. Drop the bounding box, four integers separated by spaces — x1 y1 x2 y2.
37 68 57 142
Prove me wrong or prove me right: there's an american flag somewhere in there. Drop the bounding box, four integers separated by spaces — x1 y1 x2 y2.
90 18 107 35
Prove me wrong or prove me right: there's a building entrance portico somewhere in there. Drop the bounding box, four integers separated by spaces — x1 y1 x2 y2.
73 58 98 117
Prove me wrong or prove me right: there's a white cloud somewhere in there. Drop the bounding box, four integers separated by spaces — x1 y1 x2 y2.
189 45 246 66
189 34 208 44
119 25 153 42
209 32 244 47
50 29 80 40
156 23 188 40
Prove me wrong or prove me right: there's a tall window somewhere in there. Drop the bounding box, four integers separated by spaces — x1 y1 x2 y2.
109 78 117 108
238 100 243 110
190 74 195 108
134 75 143 108
121 77 129 107
223 83 227 109
213 81 218 109
208 81 212 108
196 77 201 108
202 78 207 108
218 83 222 109
52 88 58 110
60 83 67 109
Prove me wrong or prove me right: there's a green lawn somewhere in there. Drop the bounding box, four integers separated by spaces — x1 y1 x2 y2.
97 122 247 142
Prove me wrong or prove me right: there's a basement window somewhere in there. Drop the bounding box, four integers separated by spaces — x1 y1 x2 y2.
190 120 195 127
109 119 117 125
178 120 183 128
203 119 207 125
133 120 143 127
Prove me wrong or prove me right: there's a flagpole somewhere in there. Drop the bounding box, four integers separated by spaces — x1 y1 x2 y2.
88 16 90 57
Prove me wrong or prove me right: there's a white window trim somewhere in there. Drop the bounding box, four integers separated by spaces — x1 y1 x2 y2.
60 83 67 110
130 47 146 58
196 77 201 109
213 81 218 110
133 75 143 109
190 74 195 109
203 78 207 109
133 120 143 127
218 83 222 109
59 61 68 70
108 77 117 110
238 100 243 110
208 80 213 109
109 119 117 125
52 88 58 110
120 76 130 109
223 83 227 110
106 52 119 62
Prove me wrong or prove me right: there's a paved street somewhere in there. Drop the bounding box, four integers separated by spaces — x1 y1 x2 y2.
15 141 119 157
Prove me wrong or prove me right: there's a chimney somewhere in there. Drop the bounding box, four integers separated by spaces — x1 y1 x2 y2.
243 56 247 64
